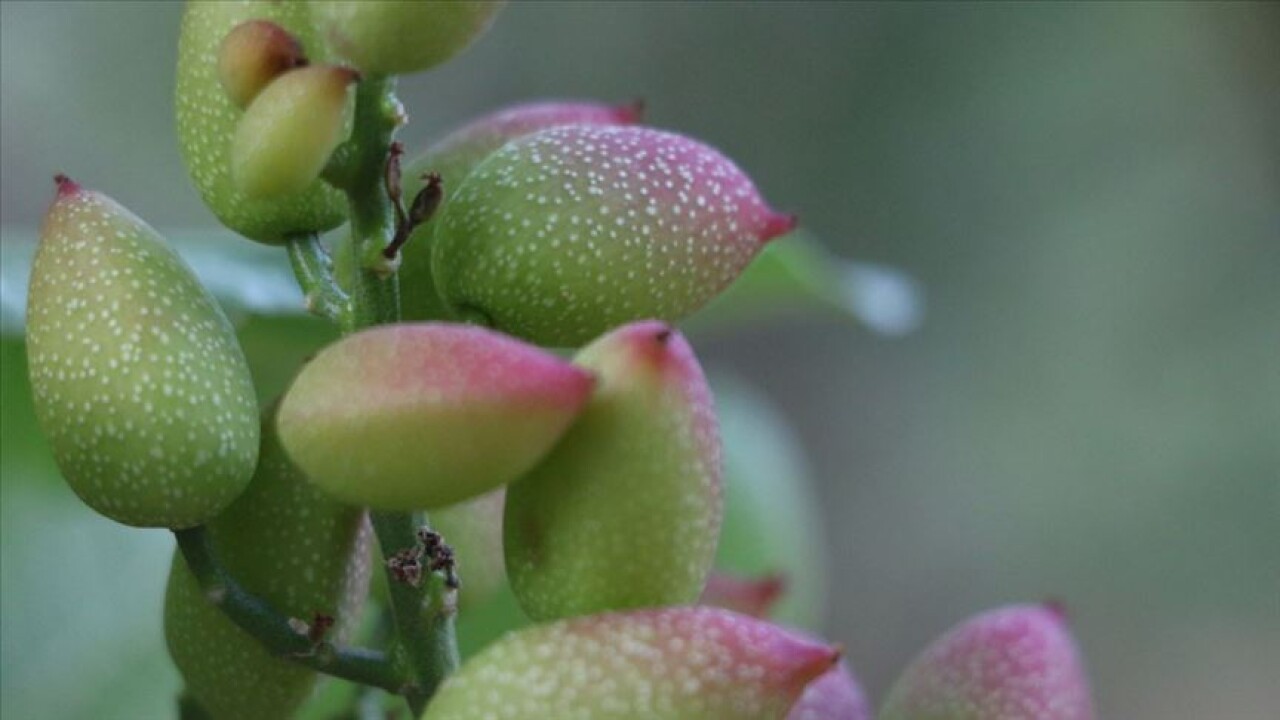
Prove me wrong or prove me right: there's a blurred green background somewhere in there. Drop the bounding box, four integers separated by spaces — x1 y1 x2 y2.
2 2 1278 718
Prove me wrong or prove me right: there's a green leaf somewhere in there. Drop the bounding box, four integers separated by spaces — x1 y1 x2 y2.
690 231 924 336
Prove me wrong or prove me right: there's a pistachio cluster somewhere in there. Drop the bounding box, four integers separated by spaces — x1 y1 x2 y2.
24 2 1098 718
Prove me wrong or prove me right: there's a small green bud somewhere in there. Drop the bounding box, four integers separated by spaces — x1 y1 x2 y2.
177 1 346 243
880 603 1097 720
399 100 643 322
422 607 840 720
26 177 259 528
505 321 721 620
311 1 503 76
277 323 595 510
165 410 372 720
217 20 306 109
433 125 796 346
231 65 358 199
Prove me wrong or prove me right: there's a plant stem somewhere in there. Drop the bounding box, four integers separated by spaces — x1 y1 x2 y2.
326 74 460 715
173 527 404 694
371 511 460 714
330 75 404 329
286 233 350 328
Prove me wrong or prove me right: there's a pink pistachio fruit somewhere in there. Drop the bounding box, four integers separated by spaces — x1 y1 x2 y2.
277 323 594 510
422 607 841 720
788 662 872 720
505 321 721 620
432 125 796 346
400 99 642 322
880 603 1097 720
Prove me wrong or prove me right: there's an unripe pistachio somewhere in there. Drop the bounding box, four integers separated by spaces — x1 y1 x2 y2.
311 1 503 76
217 20 306 108
433 125 795 346
165 411 372 720
789 662 872 720
880 603 1097 720
177 1 346 243
277 323 595 510
25 177 258 528
231 65 358 199
505 321 721 620
422 607 840 720
399 100 643 322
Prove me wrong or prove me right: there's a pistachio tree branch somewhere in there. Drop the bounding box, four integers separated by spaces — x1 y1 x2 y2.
285 233 351 328
173 527 405 694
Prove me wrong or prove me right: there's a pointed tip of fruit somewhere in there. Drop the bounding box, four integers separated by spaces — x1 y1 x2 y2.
787 638 844 695
53 173 82 196
763 210 798 242
1042 597 1070 623
615 98 646 124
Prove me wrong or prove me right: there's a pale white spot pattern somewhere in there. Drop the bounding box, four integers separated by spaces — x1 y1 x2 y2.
400 101 638 322
176 1 344 243
423 607 837 720
880 605 1097 720
506 323 723 622
165 416 372 719
434 125 782 346
26 187 259 527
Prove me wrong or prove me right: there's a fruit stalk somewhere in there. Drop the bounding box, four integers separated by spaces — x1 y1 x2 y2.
172 526 401 692
371 511 460 711
285 232 350 327
306 72 460 714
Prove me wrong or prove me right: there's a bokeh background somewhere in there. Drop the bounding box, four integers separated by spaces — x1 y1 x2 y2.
2 2 1278 718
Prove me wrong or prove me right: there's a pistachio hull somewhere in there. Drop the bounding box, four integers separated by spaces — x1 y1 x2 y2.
505 321 721 620
26 178 259 528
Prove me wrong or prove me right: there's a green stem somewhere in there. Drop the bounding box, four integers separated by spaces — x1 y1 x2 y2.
329 76 403 329
371 511 460 714
286 233 351 329
324 74 460 715
173 527 405 694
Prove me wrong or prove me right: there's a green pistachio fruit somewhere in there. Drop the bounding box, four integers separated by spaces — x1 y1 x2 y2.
505 321 721 620
26 177 259 528
165 411 372 720
177 0 346 243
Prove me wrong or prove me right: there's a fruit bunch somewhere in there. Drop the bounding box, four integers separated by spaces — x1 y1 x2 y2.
23 2 1099 718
